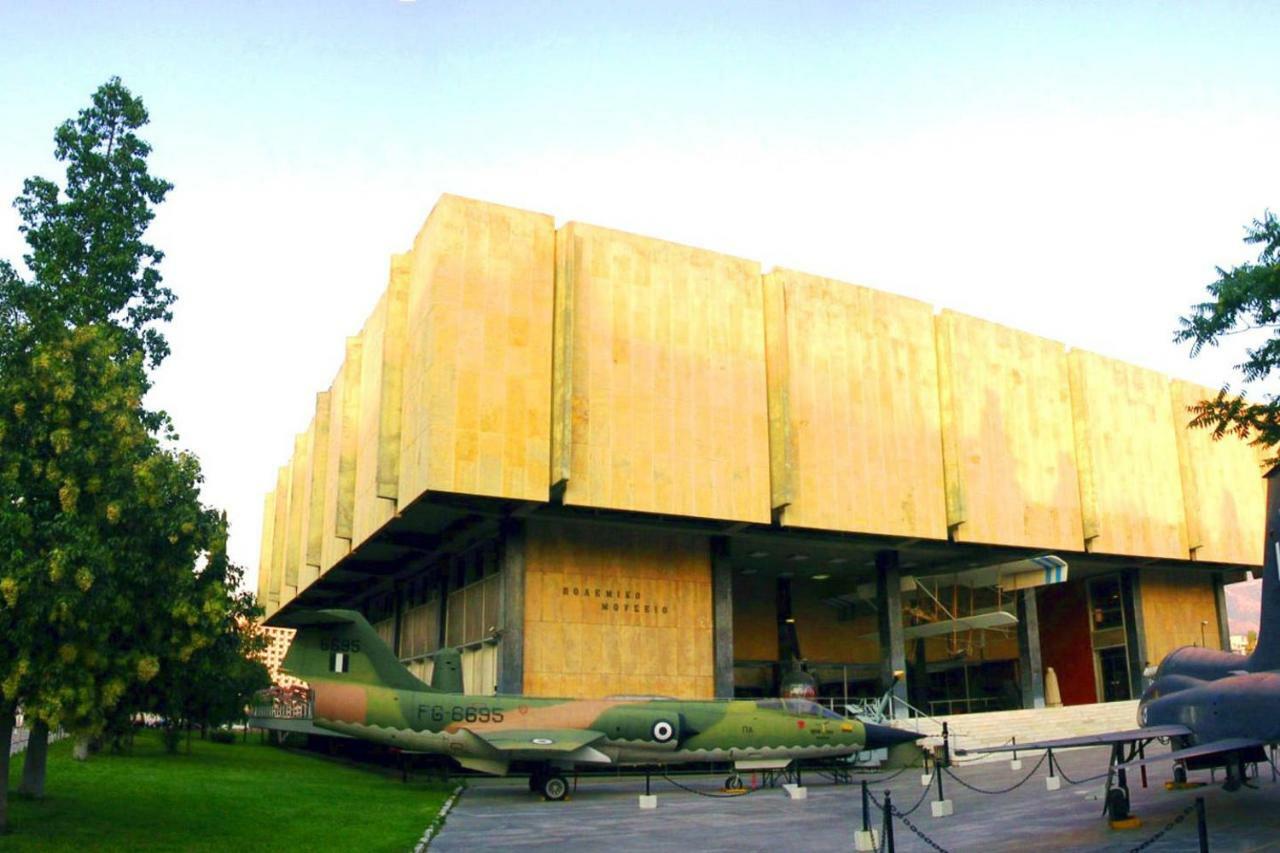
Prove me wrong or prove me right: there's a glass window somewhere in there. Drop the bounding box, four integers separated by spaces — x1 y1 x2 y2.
1088 577 1124 632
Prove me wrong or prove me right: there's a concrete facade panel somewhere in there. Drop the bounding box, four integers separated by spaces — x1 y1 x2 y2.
319 366 351 572
936 310 1084 550
399 195 554 505
1069 351 1188 558
1171 380 1267 564
769 269 946 538
1141 567 1223 663
556 222 770 523
256 489 275 611
284 431 310 587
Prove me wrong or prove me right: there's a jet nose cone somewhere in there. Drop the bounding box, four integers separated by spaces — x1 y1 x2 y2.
861 722 924 749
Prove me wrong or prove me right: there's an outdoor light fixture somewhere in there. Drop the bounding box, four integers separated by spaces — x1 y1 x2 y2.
811 573 830 581
748 550 769 558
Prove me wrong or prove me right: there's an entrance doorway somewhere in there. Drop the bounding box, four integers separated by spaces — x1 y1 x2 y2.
1095 646 1131 702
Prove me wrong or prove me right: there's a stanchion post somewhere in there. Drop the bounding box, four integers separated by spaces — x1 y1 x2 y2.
1046 748 1061 790
1138 742 1148 789
883 790 896 853
855 780 879 852
1195 796 1208 852
942 722 951 768
931 750 954 817
1010 735 1022 771
1272 745 1278 783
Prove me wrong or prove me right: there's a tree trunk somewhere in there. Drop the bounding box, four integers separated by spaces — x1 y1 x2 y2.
72 736 90 761
18 720 48 799
1 711 15 834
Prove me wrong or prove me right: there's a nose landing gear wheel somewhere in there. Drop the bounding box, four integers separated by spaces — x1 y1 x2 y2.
541 771 569 801
725 773 744 790
1173 765 1187 785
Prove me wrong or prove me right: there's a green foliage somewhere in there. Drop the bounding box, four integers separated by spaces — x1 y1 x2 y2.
1 76 174 370
0 78 264 834
1175 211 1280 458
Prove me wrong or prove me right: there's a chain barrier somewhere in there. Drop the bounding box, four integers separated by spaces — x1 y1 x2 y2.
1126 802 1196 853
942 752 1047 795
867 785 952 852
1053 762 1112 786
895 808 951 853
659 770 754 798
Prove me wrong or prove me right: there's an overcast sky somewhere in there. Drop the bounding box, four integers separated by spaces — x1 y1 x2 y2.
3 1 1278 615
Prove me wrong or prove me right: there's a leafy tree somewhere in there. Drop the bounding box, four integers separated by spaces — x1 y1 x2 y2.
0 78 258 832
1175 211 1280 457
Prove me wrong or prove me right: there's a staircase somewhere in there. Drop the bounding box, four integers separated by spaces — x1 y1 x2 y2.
891 700 1141 762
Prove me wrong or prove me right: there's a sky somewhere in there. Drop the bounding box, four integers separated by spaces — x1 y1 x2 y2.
2 1 1279 628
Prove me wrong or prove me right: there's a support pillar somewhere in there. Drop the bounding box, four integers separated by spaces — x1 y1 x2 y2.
876 550 908 717
1017 589 1045 709
711 538 735 699
1213 573 1231 652
498 521 526 695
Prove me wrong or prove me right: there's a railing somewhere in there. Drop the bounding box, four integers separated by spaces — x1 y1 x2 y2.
250 687 315 721
9 726 68 757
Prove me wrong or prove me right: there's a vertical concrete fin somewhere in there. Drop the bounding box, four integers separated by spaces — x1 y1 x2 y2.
257 489 276 612
1067 350 1101 546
935 311 966 531
763 271 794 515
269 463 291 607
336 335 363 540
378 254 411 501
551 225 577 494
306 391 332 568
285 429 311 587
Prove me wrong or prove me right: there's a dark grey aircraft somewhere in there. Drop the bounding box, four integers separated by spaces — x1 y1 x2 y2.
958 463 1280 821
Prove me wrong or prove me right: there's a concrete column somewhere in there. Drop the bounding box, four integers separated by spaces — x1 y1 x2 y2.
875 550 908 717
1016 589 1045 709
1123 570 1150 697
711 538 735 699
1213 573 1232 651
497 522 526 695
392 580 404 658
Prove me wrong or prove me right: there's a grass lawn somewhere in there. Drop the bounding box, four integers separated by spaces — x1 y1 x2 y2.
4 730 453 851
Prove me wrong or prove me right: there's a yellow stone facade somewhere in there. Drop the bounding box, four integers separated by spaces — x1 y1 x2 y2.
259 194 1265 618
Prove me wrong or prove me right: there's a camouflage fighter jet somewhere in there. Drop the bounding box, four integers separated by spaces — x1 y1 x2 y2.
278 609 922 800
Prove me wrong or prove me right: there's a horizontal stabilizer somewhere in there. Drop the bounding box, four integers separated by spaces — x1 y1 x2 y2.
1119 737 1266 771
955 724 1192 755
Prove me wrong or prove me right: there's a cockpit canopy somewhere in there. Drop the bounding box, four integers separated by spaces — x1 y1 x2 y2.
755 698 844 720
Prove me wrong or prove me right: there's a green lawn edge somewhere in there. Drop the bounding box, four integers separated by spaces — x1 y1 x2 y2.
5 731 453 852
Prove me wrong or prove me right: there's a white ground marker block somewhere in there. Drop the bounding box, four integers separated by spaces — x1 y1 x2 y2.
931 799 954 818
1045 776 1061 791
782 784 807 800
1010 759 1023 771
854 830 880 851
920 773 933 787
638 795 657 809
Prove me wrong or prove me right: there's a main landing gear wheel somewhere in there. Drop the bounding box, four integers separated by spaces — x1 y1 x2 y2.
1105 787 1131 822
725 773 744 790
541 771 569 801
1173 765 1188 785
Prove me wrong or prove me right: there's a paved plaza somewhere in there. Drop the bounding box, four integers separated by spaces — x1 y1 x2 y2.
432 747 1280 852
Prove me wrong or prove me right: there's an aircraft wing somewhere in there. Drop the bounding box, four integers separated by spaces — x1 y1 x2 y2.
1118 737 1266 770
955 724 1192 755
901 610 1018 640
469 728 609 755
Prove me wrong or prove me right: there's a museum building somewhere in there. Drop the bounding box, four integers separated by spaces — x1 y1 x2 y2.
258 194 1263 716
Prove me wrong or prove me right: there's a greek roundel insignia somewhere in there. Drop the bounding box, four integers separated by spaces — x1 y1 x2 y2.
652 720 674 742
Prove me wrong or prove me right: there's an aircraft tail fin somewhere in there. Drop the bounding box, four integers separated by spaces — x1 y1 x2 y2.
1250 465 1280 672
277 609 435 693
